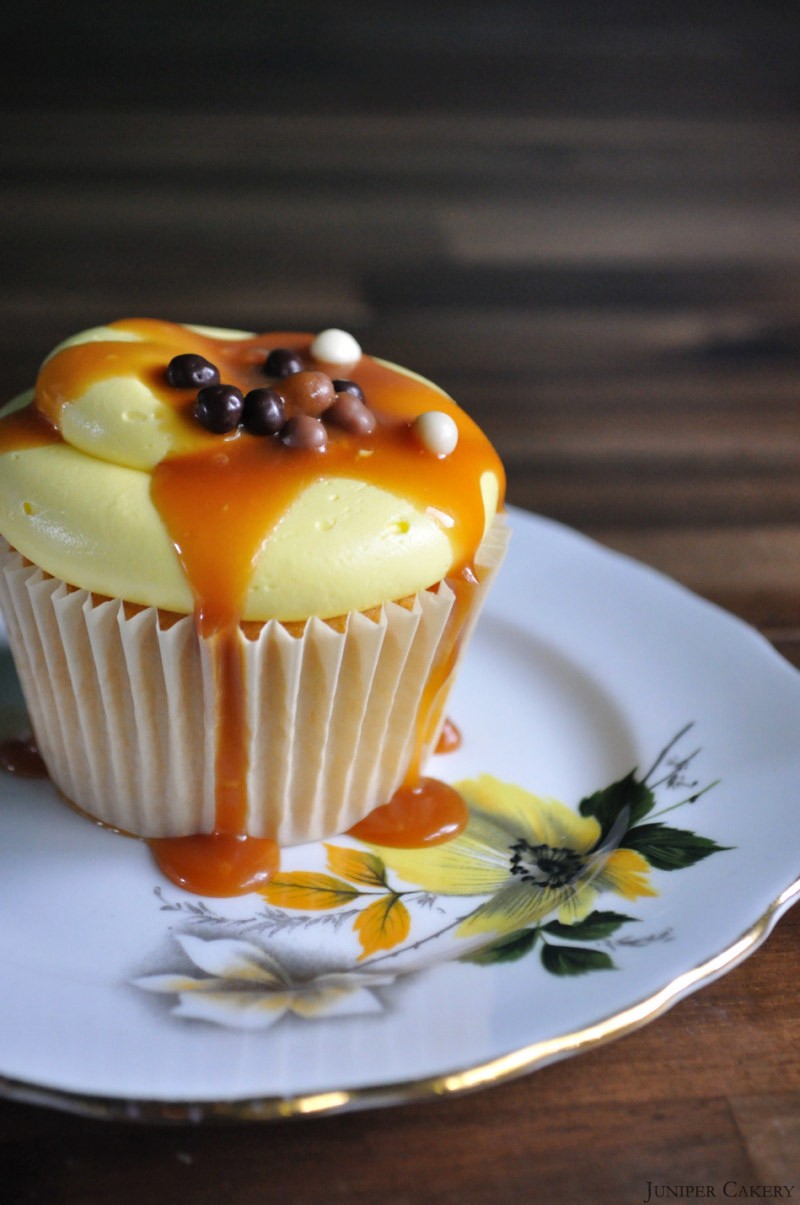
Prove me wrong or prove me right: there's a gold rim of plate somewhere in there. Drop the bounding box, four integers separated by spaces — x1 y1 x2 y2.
2 874 798 1124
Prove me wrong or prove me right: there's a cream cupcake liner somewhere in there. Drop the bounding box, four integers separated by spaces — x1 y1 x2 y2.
0 515 509 845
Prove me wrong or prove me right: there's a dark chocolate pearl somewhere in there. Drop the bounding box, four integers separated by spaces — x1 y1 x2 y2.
281 415 328 450
165 354 220 389
264 347 304 378
331 378 365 402
326 393 376 435
277 370 337 417
242 388 285 436
194 384 244 433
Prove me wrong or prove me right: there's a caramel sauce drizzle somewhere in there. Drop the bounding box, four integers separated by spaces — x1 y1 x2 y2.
435 717 462 755
0 403 63 454
1 320 505 892
0 734 47 778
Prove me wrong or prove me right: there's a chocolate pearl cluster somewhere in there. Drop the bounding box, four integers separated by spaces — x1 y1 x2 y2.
164 348 377 450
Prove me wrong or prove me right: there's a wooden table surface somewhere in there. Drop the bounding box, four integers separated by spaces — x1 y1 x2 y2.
2 4 799 1201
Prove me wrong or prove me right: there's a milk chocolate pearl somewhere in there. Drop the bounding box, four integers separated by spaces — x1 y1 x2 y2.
243 388 285 435
166 354 220 389
278 370 336 416
331 378 365 402
326 392 376 435
264 347 304 378
194 384 244 433
281 415 328 450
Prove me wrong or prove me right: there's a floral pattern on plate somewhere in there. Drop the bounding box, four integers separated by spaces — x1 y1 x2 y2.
134 724 728 1029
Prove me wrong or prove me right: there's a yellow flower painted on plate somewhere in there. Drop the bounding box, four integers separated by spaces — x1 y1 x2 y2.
363 774 657 939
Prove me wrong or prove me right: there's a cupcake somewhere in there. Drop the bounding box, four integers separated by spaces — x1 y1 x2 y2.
0 320 508 894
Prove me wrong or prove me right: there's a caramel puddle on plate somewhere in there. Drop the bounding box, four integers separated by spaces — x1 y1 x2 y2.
0 734 47 778
348 777 467 848
148 832 281 897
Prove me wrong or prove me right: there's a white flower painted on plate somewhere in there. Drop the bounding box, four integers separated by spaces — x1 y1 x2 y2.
133 934 395 1029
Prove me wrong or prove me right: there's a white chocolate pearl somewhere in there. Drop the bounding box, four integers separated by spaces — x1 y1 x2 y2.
412 410 459 456
310 328 362 366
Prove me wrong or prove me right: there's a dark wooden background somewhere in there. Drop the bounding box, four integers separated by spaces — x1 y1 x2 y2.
2 2 799 1200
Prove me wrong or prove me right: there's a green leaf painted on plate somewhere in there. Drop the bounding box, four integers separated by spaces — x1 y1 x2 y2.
621 823 732 871
460 928 539 966
541 943 616 976
542 910 639 941
578 771 655 838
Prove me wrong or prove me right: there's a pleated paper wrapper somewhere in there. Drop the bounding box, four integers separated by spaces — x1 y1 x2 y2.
0 516 508 845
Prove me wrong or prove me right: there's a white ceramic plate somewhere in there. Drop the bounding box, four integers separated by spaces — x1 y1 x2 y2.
1 506 798 1121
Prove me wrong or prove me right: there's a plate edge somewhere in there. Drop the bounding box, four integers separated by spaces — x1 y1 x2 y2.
2 872 798 1125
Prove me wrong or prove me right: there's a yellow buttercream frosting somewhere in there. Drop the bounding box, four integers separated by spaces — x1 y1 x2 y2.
0 321 503 621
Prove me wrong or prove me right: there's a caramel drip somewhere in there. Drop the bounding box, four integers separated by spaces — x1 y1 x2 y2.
0 404 60 453
404 570 479 786
1 320 505 892
0 734 47 778
435 717 462 755
348 778 467 848
148 833 279 897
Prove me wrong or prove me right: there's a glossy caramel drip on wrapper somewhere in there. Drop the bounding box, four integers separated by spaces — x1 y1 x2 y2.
0 518 508 847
